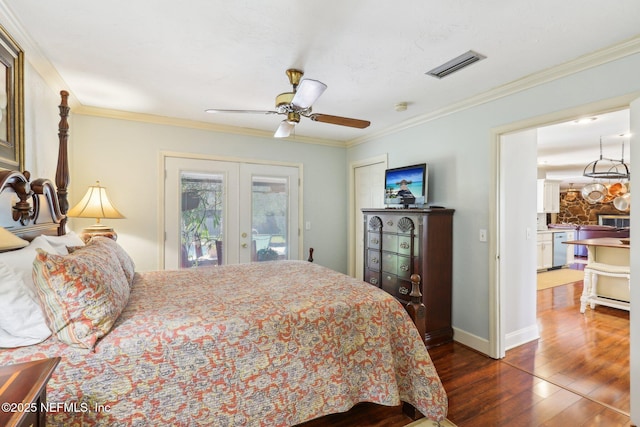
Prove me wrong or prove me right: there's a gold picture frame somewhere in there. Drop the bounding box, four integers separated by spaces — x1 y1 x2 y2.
0 24 24 172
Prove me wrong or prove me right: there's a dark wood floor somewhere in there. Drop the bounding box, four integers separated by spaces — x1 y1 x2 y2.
300 278 631 426
504 280 630 415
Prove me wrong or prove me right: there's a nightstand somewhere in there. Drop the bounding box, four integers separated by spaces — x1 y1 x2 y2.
0 358 60 427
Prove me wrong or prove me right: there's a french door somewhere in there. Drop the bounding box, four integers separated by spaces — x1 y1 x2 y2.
164 156 300 269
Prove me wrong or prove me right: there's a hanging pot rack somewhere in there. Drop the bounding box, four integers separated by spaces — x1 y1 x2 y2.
582 137 630 180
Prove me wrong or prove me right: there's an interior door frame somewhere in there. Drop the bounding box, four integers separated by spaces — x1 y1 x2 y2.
348 154 387 277
490 95 635 359
159 151 304 269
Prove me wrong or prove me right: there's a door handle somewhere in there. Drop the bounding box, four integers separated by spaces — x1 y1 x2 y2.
242 243 248 248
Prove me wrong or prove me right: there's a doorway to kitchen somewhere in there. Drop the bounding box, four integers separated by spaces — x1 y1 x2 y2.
495 105 632 416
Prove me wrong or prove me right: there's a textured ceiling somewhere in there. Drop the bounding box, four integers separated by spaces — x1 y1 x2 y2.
2 0 639 146
0 0 636 188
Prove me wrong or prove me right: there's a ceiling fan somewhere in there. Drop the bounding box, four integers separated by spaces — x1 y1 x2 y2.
205 69 370 138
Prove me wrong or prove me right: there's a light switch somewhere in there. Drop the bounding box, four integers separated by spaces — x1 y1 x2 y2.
479 229 487 242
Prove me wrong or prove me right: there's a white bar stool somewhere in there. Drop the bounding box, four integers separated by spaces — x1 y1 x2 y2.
580 262 631 313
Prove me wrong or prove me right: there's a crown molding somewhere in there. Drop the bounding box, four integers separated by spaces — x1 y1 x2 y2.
345 35 640 148
75 105 345 147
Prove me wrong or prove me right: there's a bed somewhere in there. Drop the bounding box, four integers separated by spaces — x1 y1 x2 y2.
0 91 448 426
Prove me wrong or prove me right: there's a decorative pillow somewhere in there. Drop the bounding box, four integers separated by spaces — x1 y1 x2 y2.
42 231 85 255
0 236 56 348
69 237 136 286
32 244 130 349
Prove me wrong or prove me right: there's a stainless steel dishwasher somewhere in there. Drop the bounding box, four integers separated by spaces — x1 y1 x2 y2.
552 232 567 268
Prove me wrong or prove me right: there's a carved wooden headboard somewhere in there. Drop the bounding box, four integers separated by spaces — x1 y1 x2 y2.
0 91 70 240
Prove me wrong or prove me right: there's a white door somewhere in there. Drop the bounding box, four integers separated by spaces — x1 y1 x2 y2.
353 161 386 280
238 163 300 264
164 156 300 269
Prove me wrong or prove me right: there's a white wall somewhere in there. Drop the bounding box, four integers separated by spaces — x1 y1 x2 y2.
500 130 539 351
347 52 640 348
629 96 639 425
68 115 348 272
22 62 61 178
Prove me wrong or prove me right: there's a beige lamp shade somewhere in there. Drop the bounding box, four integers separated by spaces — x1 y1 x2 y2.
67 182 124 234
0 227 29 250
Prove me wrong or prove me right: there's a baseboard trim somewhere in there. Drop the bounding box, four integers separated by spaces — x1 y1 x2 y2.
452 324 540 358
452 327 491 356
505 324 540 351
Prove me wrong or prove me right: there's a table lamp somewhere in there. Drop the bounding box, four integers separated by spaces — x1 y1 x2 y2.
0 226 29 250
67 181 124 242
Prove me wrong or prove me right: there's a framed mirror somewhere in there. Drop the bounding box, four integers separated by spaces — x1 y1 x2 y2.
0 25 24 171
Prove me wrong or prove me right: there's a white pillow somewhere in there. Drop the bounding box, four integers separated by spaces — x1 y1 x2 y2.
0 263 52 347
42 231 85 255
0 236 56 347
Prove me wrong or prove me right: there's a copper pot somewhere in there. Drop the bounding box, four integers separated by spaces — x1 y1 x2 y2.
607 182 628 197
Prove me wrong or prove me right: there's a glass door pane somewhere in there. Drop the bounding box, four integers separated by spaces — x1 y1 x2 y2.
164 157 239 269
180 172 224 268
239 163 300 264
165 156 299 268
251 175 289 262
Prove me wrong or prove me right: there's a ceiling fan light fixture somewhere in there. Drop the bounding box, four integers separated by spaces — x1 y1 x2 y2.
285 69 303 88
274 120 295 138
275 92 294 108
206 68 370 138
286 112 300 124
290 79 327 110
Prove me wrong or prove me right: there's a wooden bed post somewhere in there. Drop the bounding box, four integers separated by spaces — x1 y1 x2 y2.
55 90 70 234
403 274 428 421
405 274 427 343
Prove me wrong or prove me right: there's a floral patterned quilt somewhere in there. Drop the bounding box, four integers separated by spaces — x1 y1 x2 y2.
1 261 447 426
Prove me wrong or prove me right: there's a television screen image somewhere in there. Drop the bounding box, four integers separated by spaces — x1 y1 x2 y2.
384 163 427 207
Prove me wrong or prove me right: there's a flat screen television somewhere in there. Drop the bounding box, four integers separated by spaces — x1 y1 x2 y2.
384 163 427 208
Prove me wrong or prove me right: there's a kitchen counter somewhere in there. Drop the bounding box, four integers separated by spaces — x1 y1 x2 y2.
563 237 629 249
563 237 630 312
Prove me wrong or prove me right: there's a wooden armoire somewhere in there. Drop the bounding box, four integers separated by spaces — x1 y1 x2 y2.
362 208 454 348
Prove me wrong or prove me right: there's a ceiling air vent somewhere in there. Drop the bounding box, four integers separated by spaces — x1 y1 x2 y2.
426 50 486 79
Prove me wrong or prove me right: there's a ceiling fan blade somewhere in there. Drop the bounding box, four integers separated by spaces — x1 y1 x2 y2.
274 120 295 138
309 113 370 129
291 79 327 109
205 109 278 115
